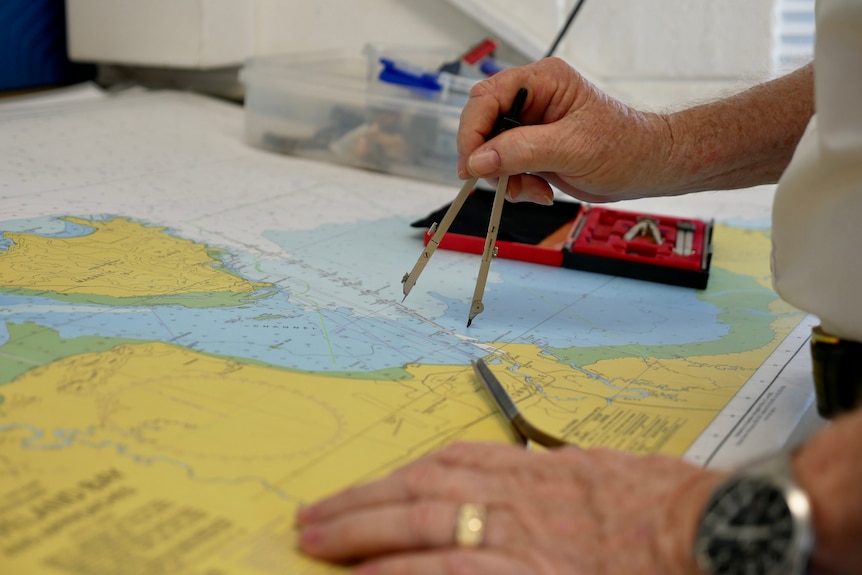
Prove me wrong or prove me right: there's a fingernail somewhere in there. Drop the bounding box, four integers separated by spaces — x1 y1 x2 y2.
505 187 523 202
538 194 554 206
468 149 501 176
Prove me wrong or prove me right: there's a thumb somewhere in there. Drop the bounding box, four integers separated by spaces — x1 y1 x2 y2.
467 124 571 179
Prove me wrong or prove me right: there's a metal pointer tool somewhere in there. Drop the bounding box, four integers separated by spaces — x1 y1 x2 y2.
401 88 528 326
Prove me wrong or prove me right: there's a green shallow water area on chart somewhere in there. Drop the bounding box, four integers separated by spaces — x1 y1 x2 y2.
552 266 804 366
0 214 777 376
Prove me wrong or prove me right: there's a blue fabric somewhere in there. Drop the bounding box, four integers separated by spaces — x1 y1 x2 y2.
0 0 95 92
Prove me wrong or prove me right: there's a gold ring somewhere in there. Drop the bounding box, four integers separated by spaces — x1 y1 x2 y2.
454 503 487 547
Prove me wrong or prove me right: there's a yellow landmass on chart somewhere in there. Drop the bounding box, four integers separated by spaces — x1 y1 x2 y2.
464 225 806 454
710 226 774 287
0 217 268 301
489 313 804 454
0 341 506 574
0 319 805 573
0 221 809 575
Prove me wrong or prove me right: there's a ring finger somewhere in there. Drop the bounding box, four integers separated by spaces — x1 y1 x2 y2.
297 455 512 526
297 500 507 563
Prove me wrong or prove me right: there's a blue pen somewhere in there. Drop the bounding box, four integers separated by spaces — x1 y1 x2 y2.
377 58 441 92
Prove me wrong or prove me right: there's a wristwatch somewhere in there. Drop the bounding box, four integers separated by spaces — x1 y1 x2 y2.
693 451 814 575
810 324 862 418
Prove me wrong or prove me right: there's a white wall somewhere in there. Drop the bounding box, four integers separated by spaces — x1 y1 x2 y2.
67 0 525 67
67 0 784 107
252 1 518 60
66 0 255 68
448 0 781 108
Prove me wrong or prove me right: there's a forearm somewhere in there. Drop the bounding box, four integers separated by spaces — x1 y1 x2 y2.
659 63 814 194
794 407 862 574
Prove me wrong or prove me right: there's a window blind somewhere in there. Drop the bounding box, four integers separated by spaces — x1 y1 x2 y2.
777 0 815 71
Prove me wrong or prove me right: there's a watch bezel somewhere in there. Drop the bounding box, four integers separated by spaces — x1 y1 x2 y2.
693 454 814 575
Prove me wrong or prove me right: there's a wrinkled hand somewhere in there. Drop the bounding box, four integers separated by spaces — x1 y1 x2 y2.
296 442 724 575
456 58 674 205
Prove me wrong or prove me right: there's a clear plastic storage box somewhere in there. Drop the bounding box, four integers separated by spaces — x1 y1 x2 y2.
239 47 474 185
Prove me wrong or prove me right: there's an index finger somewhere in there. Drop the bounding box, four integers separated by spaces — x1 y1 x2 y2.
455 71 527 178
455 58 582 179
296 447 490 526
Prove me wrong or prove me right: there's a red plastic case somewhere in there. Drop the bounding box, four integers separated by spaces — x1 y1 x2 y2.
411 190 713 289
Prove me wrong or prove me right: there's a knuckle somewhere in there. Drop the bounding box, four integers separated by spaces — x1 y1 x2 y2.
541 56 568 69
405 501 439 542
401 460 439 496
336 519 366 549
506 130 537 169
468 78 495 100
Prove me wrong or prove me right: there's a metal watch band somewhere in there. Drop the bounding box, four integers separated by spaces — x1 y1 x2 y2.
810 325 862 418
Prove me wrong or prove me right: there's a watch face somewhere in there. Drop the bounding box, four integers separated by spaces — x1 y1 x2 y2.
695 477 795 575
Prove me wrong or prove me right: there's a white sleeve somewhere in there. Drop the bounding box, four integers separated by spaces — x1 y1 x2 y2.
771 0 862 342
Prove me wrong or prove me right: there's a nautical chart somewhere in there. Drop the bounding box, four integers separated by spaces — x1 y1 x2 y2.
0 91 813 574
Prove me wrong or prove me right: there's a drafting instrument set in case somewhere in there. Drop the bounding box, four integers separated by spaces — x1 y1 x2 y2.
411 189 714 290
400 87 714 327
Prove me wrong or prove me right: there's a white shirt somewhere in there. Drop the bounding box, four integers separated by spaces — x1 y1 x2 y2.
771 0 862 342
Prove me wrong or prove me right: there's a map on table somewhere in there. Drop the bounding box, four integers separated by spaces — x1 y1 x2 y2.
0 92 808 574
